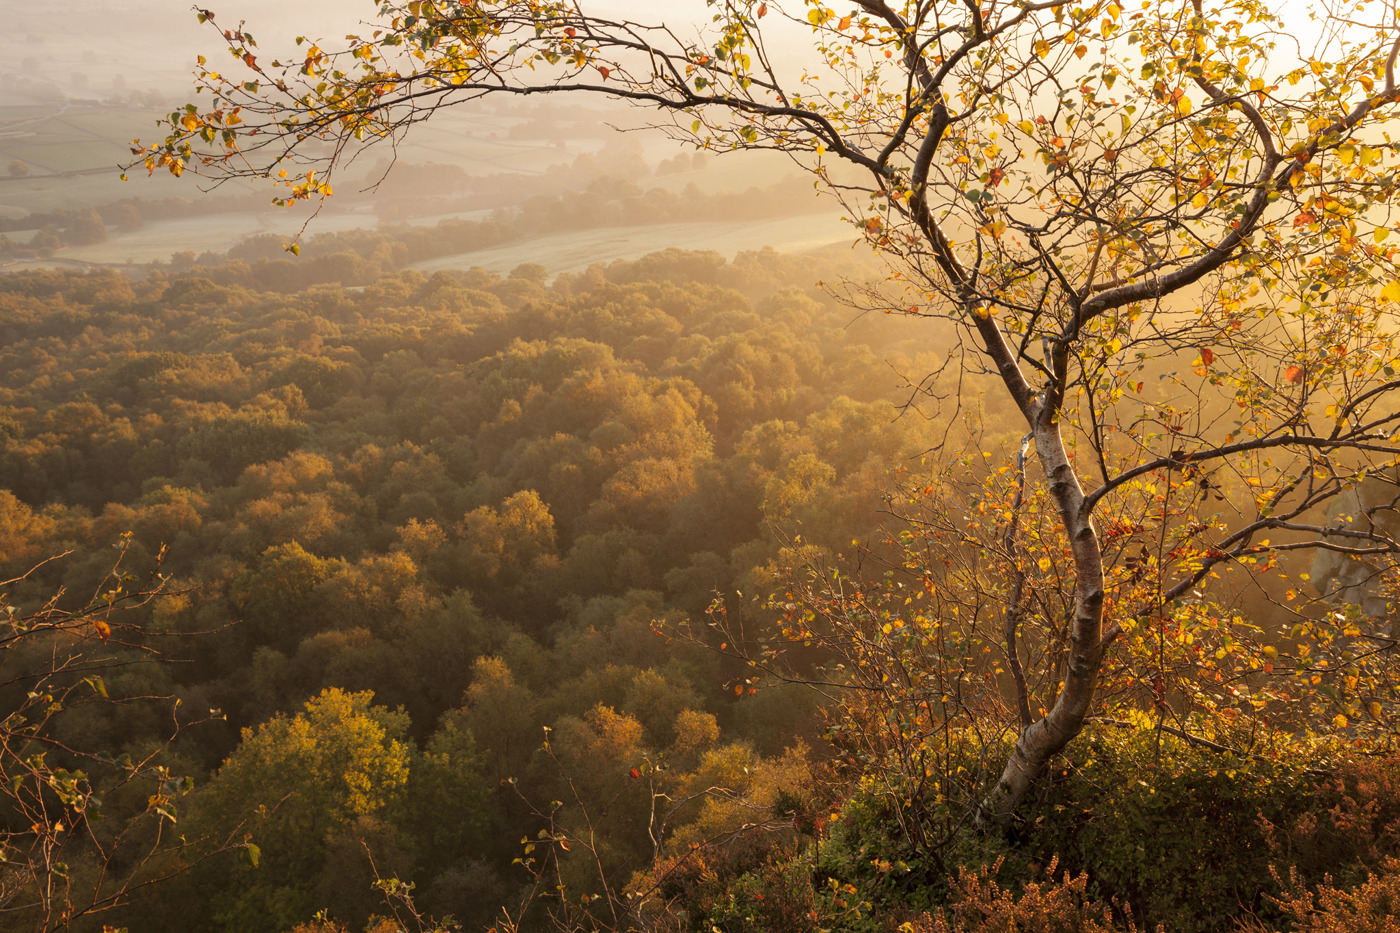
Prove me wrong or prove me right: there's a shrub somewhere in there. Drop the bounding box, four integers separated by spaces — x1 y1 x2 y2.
902 858 1148 933
1268 858 1400 933
1011 726 1328 933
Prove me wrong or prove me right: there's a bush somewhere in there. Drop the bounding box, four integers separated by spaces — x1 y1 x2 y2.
790 724 1400 933
1260 754 1400 895
1267 857 1400 933
1015 726 1326 933
903 858 1148 933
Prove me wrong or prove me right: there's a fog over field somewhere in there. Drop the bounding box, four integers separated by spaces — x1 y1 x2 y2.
0 0 848 272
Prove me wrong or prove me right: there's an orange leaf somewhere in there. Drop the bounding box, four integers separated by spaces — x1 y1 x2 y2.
1200 347 1214 366
757 2 767 16
838 14 852 29
1284 365 1304 384
598 66 610 79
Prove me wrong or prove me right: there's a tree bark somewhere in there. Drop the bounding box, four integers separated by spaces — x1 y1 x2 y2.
977 381 1109 829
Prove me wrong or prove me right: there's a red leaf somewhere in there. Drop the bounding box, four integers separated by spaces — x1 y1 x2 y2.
1284 364 1304 384
1200 347 1214 366
628 768 640 779
565 27 576 37
598 66 611 80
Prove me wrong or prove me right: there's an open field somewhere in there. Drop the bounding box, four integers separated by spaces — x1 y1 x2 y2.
54 207 379 264
409 211 856 277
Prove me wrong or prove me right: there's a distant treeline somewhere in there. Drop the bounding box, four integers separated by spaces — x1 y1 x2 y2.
161 174 826 292
0 168 818 268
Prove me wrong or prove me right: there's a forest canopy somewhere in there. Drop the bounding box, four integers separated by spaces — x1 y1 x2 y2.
0 248 955 932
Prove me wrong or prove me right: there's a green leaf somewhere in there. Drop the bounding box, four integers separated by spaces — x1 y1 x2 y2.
244 843 260 868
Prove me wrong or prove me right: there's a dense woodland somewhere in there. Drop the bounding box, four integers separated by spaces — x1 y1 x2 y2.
0 243 963 933
2 218 1400 933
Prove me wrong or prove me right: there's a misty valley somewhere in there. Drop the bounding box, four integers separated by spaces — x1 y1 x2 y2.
5 2 1400 933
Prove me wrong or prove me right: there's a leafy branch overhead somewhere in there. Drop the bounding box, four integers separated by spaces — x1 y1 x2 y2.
135 0 1400 823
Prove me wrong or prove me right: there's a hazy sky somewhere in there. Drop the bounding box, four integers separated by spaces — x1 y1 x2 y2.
0 0 791 100
2 0 1335 109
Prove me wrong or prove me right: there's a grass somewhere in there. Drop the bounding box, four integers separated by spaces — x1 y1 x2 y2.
59 207 377 264
0 141 128 174
408 211 856 277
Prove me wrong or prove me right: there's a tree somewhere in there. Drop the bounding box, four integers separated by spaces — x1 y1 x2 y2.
137 0 1400 826
193 688 412 933
0 541 223 933
62 209 107 248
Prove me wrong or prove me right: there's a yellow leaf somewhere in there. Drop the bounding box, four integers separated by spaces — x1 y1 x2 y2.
180 113 199 133
1375 227 1390 243
1034 39 1050 59
1382 280 1400 303
1191 190 1208 209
